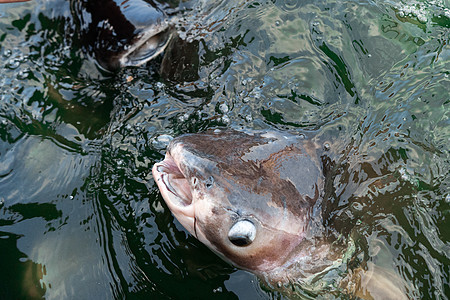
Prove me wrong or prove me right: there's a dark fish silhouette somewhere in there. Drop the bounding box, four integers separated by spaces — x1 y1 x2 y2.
73 0 175 70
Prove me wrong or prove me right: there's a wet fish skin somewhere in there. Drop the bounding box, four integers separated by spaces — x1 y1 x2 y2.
152 128 412 299
153 129 327 278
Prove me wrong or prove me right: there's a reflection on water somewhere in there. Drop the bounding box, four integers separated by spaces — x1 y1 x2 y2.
0 0 448 299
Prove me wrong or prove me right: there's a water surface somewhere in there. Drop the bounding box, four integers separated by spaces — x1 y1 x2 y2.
0 0 448 298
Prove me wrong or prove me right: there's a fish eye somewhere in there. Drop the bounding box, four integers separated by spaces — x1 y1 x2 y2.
228 220 256 247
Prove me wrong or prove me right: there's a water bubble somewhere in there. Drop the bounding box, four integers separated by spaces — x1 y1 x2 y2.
245 114 253 122
221 115 230 124
2 49 11 58
275 20 281 26
152 134 173 148
17 69 30 80
242 78 252 86
398 167 410 181
213 287 222 293
135 123 142 131
219 102 229 113
323 142 331 151
417 14 427 23
156 134 173 144
7 58 20 69
178 113 189 122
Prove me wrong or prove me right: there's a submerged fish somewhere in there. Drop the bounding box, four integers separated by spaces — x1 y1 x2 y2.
1 0 175 70
152 129 410 298
74 0 176 70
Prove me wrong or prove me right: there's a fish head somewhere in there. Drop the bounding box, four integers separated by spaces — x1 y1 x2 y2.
152 129 323 275
78 0 175 70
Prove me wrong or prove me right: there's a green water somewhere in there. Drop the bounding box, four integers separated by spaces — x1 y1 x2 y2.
0 0 448 299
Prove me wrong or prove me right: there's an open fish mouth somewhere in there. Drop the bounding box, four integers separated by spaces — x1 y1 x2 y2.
119 25 173 67
152 152 193 208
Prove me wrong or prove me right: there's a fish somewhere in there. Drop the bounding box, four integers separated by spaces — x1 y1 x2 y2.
152 128 411 298
1 0 175 70
73 0 176 71
152 129 334 282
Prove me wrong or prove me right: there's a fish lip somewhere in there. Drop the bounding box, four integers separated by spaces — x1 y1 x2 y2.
119 21 174 67
152 151 193 210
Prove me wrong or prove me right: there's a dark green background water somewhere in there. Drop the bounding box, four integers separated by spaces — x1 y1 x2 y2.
0 0 448 299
